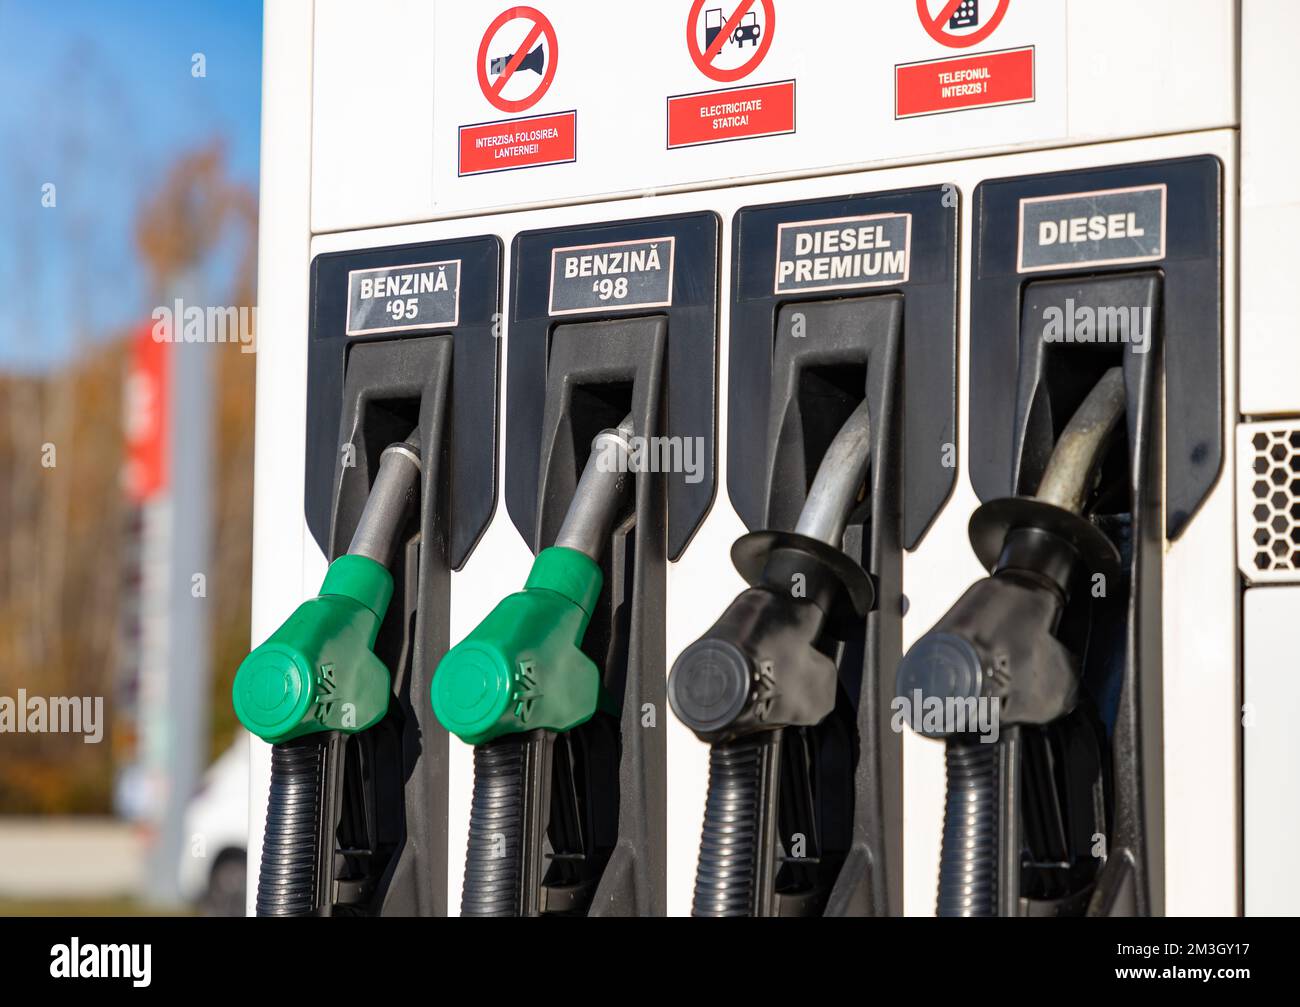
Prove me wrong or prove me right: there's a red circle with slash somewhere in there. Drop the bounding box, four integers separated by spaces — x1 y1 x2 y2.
917 0 1010 49
686 0 776 83
477 7 559 113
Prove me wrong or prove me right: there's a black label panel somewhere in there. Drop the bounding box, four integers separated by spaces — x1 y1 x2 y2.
1017 184 1165 273
309 236 501 570
731 186 958 551
548 236 675 315
774 213 911 294
346 260 462 335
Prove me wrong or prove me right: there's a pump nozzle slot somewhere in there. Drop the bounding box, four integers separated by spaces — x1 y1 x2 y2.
899 367 1127 736
968 367 1126 580
672 401 876 743
443 418 638 914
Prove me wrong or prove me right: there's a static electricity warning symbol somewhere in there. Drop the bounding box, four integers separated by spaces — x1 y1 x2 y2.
477 6 559 113
686 0 776 83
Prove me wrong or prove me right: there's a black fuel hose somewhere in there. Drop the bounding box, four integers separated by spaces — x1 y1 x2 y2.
936 738 999 916
255 734 327 916
461 737 526 916
691 733 772 916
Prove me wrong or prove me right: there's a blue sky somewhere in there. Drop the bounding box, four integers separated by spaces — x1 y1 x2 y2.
0 0 263 372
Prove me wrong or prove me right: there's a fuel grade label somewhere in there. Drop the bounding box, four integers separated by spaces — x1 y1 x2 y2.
346 260 462 335
774 213 912 294
1017 184 1166 273
548 237 676 316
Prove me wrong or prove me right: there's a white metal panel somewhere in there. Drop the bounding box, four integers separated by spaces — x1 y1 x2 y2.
246 0 316 916
1066 0 1237 142
1243 585 1300 915
310 0 438 233
1240 0 1300 416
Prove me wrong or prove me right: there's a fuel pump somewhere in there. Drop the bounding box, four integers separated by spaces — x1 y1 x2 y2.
670 186 957 916
237 236 501 916
433 418 633 915
898 369 1124 916
899 156 1224 916
234 435 421 914
669 402 874 915
432 212 718 916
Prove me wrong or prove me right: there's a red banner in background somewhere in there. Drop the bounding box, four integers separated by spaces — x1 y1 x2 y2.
123 323 168 503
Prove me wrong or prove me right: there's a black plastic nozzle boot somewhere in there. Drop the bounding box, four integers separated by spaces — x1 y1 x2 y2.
670 585 836 743
898 515 1111 737
669 529 873 745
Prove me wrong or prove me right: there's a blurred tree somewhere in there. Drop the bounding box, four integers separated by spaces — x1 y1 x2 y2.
0 141 256 813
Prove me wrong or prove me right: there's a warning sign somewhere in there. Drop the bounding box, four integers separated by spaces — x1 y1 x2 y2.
462 8 573 176
916 0 1010 49
895 46 1034 118
668 80 794 149
476 7 558 114
686 0 776 83
671 1 791 149
459 110 576 176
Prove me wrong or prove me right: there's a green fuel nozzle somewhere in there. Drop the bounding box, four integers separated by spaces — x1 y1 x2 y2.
431 546 604 744
233 436 421 745
432 418 634 745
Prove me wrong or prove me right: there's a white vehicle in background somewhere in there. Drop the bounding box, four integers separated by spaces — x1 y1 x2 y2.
179 736 249 916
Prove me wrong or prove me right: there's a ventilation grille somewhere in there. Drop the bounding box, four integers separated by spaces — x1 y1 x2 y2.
1238 421 1300 583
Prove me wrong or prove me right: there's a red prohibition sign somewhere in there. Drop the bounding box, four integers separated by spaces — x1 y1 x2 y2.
477 6 559 113
917 0 1010 49
686 0 776 83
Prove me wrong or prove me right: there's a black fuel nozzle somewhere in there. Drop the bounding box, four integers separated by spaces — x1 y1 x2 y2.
672 397 877 917
898 366 1128 918
896 523 1094 736
895 367 1126 736
669 399 875 744
669 530 873 743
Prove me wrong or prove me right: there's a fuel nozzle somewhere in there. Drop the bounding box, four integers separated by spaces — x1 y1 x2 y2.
431 418 634 745
233 433 422 744
896 367 1126 736
668 399 875 744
